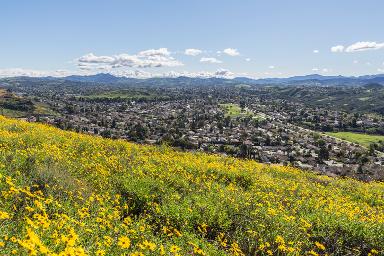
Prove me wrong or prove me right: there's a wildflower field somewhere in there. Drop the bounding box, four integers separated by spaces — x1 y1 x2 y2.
0 116 383 255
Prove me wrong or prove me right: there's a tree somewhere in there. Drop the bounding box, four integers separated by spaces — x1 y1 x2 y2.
100 129 112 138
239 101 246 111
318 145 329 163
369 143 376 156
111 119 117 129
130 123 148 141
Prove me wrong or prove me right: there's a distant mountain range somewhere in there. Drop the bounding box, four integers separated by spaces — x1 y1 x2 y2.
233 74 384 86
2 73 384 87
63 73 384 86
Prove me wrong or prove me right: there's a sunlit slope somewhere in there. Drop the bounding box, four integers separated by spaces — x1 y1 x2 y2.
0 116 383 256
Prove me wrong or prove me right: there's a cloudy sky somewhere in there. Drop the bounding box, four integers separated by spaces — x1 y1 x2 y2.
1 0 384 78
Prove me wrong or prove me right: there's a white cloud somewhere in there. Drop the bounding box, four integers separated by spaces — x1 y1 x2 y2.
77 48 183 69
78 53 114 63
245 58 251 62
113 69 235 79
96 65 113 71
109 54 141 68
313 50 319 53
331 41 384 53
78 65 94 71
345 41 384 52
200 57 222 64
214 68 234 78
353 60 359 64
378 68 384 73
0 67 241 79
0 68 78 77
110 69 152 78
184 48 202 56
268 65 275 69
223 48 240 56
331 45 344 53
137 48 170 57
322 68 328 73
312 68 319 72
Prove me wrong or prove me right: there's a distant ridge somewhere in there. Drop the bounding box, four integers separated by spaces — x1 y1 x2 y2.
65 73 129 83
234 73 384 86
2 73 384 87
62 73 384 86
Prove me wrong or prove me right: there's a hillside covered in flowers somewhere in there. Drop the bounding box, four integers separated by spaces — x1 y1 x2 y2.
0 115 383 256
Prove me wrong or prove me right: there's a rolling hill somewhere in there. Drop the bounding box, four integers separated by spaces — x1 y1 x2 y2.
2 73 384 88
0 116 383 255
61 73 384 86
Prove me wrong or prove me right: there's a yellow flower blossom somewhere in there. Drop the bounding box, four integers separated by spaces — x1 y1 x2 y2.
96 249 106 256
117 236 131 249
0 115 382 256
308 250 319 256
0 211 10 220
170 245 181 253
315 241 325 250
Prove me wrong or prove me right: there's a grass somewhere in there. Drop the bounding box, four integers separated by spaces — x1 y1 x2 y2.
0 88 58 118
219 103 266 121
326 131 384 147
0 108 27 118
219 103 253 118
33 103 60 116
0 115 383 255
0 103 57 118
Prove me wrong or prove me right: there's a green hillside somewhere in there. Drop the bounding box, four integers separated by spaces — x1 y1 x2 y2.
0 116 383 255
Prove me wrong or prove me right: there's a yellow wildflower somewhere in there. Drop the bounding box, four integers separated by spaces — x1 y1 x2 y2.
170 245 181 253
118 236 131 249
0 211 10 220
315 241 325 250
96 249 106 256
308 250 319 256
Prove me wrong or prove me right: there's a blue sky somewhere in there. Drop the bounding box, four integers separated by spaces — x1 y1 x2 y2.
1 0 384 78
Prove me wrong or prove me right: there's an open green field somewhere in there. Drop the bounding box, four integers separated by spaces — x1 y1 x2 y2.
326 132 384 147
219 103 253 118
0 116 383 255
33 103 60 116
219 103 267 121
